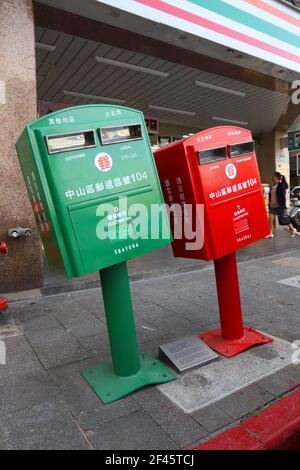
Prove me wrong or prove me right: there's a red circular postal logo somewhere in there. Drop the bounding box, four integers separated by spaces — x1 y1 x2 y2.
225 162 237 180
94 153 113 172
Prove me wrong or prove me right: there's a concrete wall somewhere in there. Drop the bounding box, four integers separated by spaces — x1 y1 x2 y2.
0 0 43 294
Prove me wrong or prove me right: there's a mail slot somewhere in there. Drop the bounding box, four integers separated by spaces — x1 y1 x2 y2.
16 105 170 278
154 126 269 260
155 127 272 358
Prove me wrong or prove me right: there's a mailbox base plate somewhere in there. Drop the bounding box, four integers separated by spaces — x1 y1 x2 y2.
81 352 177 404
200 327 272 358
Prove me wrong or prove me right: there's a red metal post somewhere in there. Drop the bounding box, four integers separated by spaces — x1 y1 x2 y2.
214 252 244 340
200 251 272 357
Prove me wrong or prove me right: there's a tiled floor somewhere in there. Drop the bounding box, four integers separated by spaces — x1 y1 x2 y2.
1 248 300 449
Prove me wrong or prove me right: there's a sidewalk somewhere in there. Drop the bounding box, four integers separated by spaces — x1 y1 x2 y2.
42 226 300 296
0 248 300 449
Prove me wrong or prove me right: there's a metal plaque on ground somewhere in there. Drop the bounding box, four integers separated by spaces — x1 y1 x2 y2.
159 336 219 373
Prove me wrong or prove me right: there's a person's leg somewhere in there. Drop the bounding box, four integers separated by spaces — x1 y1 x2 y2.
288 223 297 237
273 213 277 232
272 213 277 232
266 212 275 238
269 212 273 233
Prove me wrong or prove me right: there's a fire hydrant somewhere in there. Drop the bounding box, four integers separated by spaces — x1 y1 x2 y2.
0 241 8 313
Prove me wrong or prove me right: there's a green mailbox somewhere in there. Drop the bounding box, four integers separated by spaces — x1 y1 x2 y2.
16 105 176 403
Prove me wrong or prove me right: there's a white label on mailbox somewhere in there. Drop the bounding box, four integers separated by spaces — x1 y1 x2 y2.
225 163 237 180
94 153 113 172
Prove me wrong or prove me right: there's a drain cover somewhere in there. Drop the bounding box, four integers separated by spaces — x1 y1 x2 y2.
159 336 219 373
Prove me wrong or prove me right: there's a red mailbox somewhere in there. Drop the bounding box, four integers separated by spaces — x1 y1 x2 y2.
155 126 272 357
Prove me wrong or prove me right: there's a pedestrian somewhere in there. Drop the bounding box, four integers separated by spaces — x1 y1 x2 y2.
265 172 297 239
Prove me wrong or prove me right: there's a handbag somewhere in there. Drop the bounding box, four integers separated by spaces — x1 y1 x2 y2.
278 210 291 226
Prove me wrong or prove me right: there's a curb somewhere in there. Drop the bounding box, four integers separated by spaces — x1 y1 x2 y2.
193 388 300 450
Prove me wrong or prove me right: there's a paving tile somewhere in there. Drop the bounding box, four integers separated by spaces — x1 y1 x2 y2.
135 322 169 345
77 333 111 361
169 288 218 313
140 334 172 358
0 402 90 450
215 384 275 420
133 387 207 448
133 386 207 447
0 424 7 450
140 288 203 318
160 414 207 448
192 404 234 433
22 315 62 336
85 410 178 450
49 359 141 431
0 335 42 379
51 300 107 339
25 326 91 369
151 315 196 336
6 301 49 324
253 320 299 344
133 386 185 425
2 249 300 450
133 298 175 324
70 290 104 318
256 364 300 397
0 370 61 416
0 317 23 340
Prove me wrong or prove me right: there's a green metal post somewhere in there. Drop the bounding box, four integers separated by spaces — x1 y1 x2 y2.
100 261 140 377
81 261 176 404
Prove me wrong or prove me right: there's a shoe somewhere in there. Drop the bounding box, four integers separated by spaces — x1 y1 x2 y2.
265 234 274 239
290 229 297 238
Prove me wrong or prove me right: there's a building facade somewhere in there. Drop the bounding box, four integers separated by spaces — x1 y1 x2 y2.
0 0 299 293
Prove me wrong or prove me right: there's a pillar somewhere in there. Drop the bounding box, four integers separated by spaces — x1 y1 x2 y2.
256 130 289 188
0 0 43 293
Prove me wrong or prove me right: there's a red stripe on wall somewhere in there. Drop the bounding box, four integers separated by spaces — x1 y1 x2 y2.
135 0 300 65
243 0 300 28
